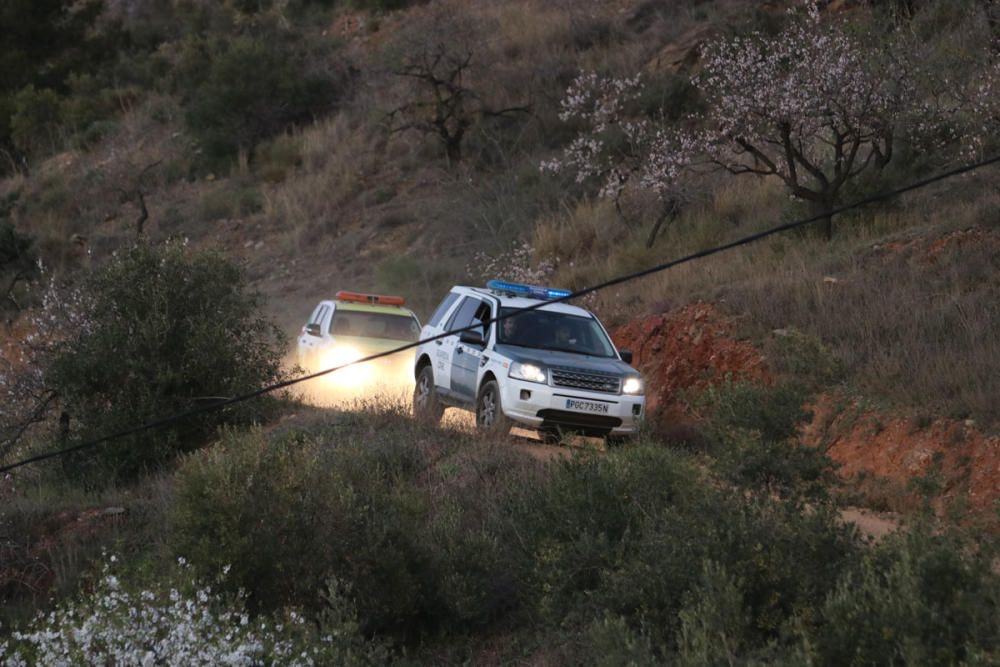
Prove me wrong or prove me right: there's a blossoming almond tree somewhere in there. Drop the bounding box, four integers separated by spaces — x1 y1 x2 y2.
693 4 918 238
546 3 926 241
541 72 698 247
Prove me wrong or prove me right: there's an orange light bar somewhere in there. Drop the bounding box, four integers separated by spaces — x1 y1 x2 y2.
335 290 405 306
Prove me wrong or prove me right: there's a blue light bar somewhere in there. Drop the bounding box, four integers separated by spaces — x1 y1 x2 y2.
486 279 572 300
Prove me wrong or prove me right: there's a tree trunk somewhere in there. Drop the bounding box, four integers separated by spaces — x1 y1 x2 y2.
812 200 835 241
445 137 462 165
645 200 679 248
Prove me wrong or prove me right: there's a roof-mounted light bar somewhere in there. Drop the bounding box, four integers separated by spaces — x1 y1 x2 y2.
486 279 572 301
335 290 406 306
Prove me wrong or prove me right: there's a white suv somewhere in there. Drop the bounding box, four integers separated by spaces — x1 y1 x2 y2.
412 281 645 442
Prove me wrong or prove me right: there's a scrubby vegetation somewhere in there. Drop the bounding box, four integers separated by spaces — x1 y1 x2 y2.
0 241 285 484
5 403 1000 664
2 0 1000 662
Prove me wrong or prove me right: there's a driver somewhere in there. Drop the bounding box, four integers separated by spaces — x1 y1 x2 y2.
502 315 519 340
553 321 578 349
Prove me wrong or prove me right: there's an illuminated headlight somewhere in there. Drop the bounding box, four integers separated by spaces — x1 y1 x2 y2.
509 362 546 384
622 376 644 395
320 346 373 388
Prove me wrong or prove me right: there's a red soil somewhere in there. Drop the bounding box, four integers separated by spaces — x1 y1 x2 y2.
613 302 1000 514
611 303 770 430
802 394 1000 512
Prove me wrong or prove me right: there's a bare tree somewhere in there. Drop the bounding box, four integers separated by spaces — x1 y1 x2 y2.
117 159 162 238
388 42 531 166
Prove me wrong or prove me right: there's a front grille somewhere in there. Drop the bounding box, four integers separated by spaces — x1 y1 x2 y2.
550 367 621 394
536 409 623 435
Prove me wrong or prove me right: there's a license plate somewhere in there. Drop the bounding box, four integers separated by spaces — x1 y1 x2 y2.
565 398 609 414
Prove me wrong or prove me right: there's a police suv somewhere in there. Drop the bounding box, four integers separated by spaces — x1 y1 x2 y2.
413 280 645 442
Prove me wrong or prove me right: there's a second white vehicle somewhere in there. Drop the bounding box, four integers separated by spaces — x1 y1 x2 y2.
412 280 645 443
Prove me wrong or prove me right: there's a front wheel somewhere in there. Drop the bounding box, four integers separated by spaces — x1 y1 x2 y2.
605 435 634 449
413 365 444 425
476 380 512 435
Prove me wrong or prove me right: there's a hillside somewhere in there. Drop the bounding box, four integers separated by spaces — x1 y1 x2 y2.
2 0 1000 663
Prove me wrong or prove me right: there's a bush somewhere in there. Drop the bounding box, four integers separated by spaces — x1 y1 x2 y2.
183 36 341 168
0 202 35 315
0 217 31 269
804 524 1000 665
698 380 812 443
694 380 835 498
507 444 857 655
197 182 263 222
9 86 61 157
46 241 285 485
170 410 525 638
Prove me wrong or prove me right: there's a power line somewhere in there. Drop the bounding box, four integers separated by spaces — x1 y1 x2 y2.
2 154 999 474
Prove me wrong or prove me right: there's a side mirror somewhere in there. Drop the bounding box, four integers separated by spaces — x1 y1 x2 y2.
619 349 633 364
305 322 322 337
460 329 484 347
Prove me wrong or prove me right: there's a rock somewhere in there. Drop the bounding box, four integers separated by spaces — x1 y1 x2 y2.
243 240 254 249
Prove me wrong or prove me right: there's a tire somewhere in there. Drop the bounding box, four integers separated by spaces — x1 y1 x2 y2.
605 434 633 449
538 428 562 445
476 379 512 435
413 364 444 425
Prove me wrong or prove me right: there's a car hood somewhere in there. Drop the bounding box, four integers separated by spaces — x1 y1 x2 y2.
493 344 637 376
328 335 416 358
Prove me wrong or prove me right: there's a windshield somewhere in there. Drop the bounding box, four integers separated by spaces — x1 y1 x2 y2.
330 310 420 342
497 307 616 358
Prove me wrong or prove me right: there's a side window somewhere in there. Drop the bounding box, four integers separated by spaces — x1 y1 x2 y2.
427 292 460 328
315 306 330 326
330 311 353 336
444 297 481 335
473 301 492 339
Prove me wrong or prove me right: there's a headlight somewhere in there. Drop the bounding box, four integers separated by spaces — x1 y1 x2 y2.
509 362 546 384
622 376 644 395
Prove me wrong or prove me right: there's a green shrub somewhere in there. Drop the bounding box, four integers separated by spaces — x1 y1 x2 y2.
507 445 857 654
183 36 340 168
711 427 836 500
0 202 35 315
171 411 525 638
0 216 31 268
46 241 285 485
198 183 263 222
693 381 834 498
59 73 117 141
676 561 751 667
699 379 812 443
10 86 61 157
805 524 1000 665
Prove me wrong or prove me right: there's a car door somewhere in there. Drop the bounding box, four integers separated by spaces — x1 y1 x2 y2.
450 299 492 402
436 296 480 396
299 304 329 362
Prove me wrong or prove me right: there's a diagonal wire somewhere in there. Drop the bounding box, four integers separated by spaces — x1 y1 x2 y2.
2 154 999 474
